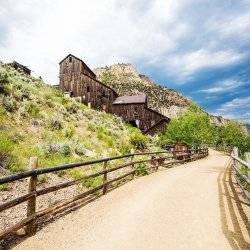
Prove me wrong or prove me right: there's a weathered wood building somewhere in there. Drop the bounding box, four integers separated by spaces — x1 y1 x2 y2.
7 61 31 75
112 95 169 134
59 54 170 134
59 54 117 113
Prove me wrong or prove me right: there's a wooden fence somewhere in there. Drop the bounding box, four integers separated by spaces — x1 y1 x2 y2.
0 148 208 241
231 148 250 200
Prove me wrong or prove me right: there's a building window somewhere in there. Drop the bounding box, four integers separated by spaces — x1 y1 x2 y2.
87 86 90 92
134 107 139 118
135 120 140 128
69 56 72 63
64 92 72 98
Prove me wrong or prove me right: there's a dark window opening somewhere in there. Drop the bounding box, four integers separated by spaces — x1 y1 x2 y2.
129 120 137 127
134 106 139 116
87 86 90 92
129 120 140 128
69 56 72 63
102 90 106 97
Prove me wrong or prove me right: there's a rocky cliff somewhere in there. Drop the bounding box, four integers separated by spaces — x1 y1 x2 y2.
94 64 191 119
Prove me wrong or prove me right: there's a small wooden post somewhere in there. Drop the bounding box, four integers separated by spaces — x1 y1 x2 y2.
155 157 159 171
26 157 38 236
130 149 135 179
130 155 135 179
103 161 108 195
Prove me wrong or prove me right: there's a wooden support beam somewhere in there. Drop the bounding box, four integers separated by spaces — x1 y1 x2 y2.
103 161 108 195
26 157 38 236
130 155 135 179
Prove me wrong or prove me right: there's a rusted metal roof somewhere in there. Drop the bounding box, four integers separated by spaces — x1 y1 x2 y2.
113 95 146 104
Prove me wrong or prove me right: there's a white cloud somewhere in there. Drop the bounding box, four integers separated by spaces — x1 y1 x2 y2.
218 97 250 110
162 49 245 81
198 79 245 93
0 0 249 84
214 97 250 121
209 11 250 39
0 0 188 83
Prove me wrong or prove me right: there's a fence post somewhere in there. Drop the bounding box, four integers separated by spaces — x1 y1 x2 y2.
233 147 239 168
156 160 159 171
26 157 38 236
130 155 135 179
103 161 108 195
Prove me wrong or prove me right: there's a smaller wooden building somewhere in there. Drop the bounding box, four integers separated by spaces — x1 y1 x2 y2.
171 143 191 160
7 61 31 75
112 94 169 133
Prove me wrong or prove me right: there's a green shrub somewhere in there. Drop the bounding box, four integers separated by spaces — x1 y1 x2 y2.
1 95 17 112
218 121 250 154
135 162 149 176
63 126 75 138
0 134 14 168
96 127 114 147
69 169 85 180
20 88 30 100
0 183 10 191
118 137 132 154
0 69 11 95
39 143 60 156
56 170 67 177
9 131 25 143
38 174 48 184
130 131 148 149
65 101 80 114
22 102 40 118
84 176 102 188
49 116 62 130
59 143 71 156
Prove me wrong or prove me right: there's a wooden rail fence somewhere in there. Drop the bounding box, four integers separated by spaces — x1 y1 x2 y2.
231 147 250 200
0 148 208 241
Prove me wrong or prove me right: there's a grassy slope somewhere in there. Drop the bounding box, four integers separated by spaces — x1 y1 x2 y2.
0 64 159 176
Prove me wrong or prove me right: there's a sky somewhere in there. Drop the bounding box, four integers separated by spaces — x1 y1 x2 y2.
0 0 249 122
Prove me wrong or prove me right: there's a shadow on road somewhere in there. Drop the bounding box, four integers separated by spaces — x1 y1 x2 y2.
218 158 250 249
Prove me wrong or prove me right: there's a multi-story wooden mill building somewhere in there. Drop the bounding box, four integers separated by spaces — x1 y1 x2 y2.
59 54 169 135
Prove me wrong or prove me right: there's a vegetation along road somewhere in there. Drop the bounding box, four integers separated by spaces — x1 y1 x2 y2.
14 150 250 250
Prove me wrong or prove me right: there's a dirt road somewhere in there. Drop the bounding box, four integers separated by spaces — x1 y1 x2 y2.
13 150 250 250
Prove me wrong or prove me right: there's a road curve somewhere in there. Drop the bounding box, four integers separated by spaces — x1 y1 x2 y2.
14 150 250 250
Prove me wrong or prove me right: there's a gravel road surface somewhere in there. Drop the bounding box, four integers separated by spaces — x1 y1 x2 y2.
13 150 250 250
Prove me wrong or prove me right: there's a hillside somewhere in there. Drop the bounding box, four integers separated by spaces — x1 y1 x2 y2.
0 63 157 175
94 64 192 119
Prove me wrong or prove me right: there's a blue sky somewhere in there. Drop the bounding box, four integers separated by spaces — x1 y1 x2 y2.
0 0 249 122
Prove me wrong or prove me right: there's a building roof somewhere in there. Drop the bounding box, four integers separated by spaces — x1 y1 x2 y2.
143 118 169 134
59 54 96 78
113 95 146 105
8 61 31 71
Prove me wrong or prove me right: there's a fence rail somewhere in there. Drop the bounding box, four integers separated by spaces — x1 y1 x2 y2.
0 148 208 241
231 148 250 200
